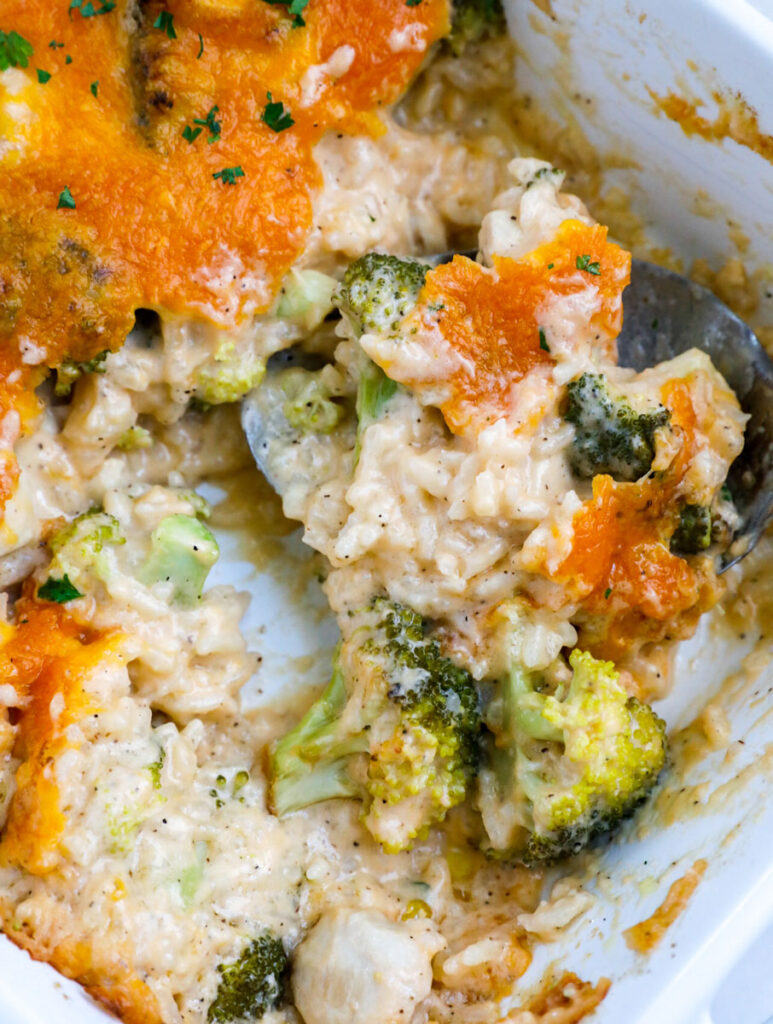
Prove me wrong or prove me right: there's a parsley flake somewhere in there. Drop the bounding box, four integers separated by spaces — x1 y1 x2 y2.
262 0 310 28
36 68 52 84
406 0 423 6
604 587 612 599
193 105 221 144
538 328 550 353
547 262 554 269
0 30 33 71
212 166 244 185
38 574 83 603
69 0 116 17
153 10 177 39
90 79 98 97
262 92 294 133
49 40 64 49
576 253 601 275
57 185 76 210
197 32 204 58
65 54 73 63
182 124 202 144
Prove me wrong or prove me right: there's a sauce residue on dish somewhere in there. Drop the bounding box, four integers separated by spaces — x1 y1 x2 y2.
623 858 707 954
649 88 773 165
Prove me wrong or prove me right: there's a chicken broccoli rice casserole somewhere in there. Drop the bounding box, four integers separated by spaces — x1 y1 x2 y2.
0 2 759 1023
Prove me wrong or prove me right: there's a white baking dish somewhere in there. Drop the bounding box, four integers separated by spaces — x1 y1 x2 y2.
1 1 772 1021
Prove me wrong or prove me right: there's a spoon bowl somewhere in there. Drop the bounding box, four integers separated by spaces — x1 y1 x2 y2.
618 260 773 570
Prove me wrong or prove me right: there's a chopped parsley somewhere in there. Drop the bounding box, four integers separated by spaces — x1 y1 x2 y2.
576 253 601 276
547 262 554 269
153 10 177 39
193 105 221 143
0 30 33 70
69 0 116 17
38 574 83 603
65 54 73 63
197 32 204 58
406 0 423 5
49 40 64 49
262 92 294 133
57 185 76 209
604 587 612 599
538 328 550 352
183 106 221 144
262 0 310 28
90 80 98 96
212 166 244 185
36 68 52 84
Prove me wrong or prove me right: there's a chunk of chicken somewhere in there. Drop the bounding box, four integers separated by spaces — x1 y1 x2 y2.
292 907 443 1024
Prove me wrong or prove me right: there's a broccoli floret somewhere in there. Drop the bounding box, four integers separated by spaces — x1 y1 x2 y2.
43 509 125 592
280 367 344 434
564 373 670 482
207 934 289 1023
670 503 712 554
269 598 480 852
479 648 666 864
338 253 428 336
355 358 398 455
139 513 219 606
276 268 338 331
445 0 505 56
54 349 110 396
195 342 265 405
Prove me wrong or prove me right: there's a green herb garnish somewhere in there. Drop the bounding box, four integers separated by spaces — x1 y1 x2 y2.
38 574 83 603
262 92 294 133
0 30 33 70
153 10 176 38
538 328 550 352
193 105 221 143
57 186 76 210
69 0 116 17
90 80 98 96
212 166 245 185
576 254 601 276
182 124 201 144
197 32 204 58
262 0 310 28
36 68 51 84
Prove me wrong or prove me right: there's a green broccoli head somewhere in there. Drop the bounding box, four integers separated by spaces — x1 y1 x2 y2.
41 510 125 596
564 373 670 482
207 934 289 1023
338 253 428 336
479 648 666 864
445 0 505 56
269 598 480 852
139 513 219 606
670 503 712 554
280 367 344 435
195 341 265 405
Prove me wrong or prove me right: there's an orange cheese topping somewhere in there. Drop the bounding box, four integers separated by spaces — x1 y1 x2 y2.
0 0 449 507
0 596 122 874
404 220 630 431
554 380 711 643
624 859 708 954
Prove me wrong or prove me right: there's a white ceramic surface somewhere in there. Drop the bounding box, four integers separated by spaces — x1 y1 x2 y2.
1 2 772 1021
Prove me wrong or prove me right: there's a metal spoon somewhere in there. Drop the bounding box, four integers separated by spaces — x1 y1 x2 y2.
242 257 773 569
619 260 773 570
